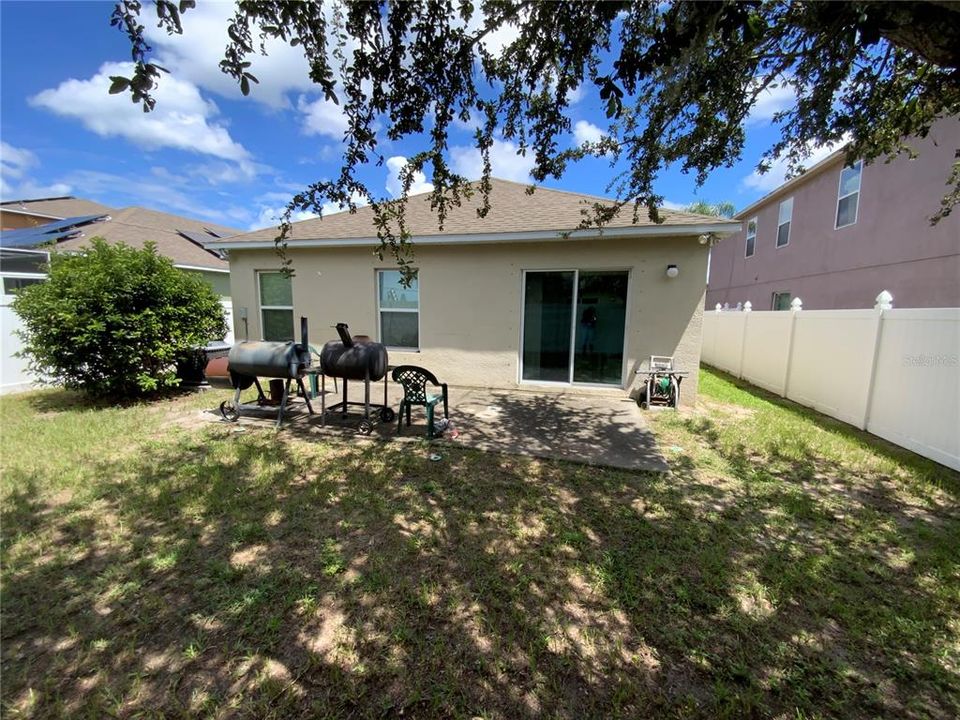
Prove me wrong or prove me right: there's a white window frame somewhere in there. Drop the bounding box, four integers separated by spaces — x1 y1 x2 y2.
744 217 758 258
835 159 863 229
517 267 632 388
376 269 420 351
257 270 294 341
0 249 49 298
772 291 792 311
776 197 793 249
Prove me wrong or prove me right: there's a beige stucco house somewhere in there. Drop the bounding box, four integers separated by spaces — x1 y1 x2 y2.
208 180 739 404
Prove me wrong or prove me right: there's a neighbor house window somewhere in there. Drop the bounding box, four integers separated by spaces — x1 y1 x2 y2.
258 271 294 341
2 277 43 294
772 292 792 311
745 217 757 257
836 159 862 229
378 269 419 349
776 197 793 248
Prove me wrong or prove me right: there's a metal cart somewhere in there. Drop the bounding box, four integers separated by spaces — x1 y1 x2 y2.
636 355 688 409
319 368 395 434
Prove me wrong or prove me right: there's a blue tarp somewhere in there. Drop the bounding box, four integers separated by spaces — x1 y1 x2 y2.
0 214 109 248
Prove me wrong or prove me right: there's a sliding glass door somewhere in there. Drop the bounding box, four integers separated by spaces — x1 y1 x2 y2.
522 270 628 385
522 271 575 382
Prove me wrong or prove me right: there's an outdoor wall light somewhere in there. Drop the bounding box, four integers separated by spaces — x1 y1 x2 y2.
666 264 679 279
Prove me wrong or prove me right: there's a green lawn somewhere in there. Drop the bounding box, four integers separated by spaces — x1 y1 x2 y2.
1 369 957 719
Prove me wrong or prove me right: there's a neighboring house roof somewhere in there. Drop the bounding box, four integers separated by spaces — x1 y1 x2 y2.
0 214 111 248
55 206 235 272
210 178 739 250
734 148 849 220
0 196 236 270
0 196 115 219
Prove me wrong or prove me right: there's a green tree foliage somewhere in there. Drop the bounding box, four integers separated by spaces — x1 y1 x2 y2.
109 1 960 273
684 200 736 218
12 240 227 398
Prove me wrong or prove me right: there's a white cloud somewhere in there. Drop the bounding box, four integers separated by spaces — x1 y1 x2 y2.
746 77 795 125
480 21 523 58
251 191 369 231
462 7 524 59
0 142 72 200
566 84 587 104
186 160 263 185
297 94 349 140
1 142 37 179
742 138 845 193
572 120 605 145
30 62 252 165
142 1 316 109
450 137 534 182
385 156 434 197
252 205 320 231
660 199 690 211
452 107 485 133
62 168 246 224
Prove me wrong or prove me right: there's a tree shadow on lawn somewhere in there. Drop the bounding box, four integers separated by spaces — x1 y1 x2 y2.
19 385 220 415
2 424 958 718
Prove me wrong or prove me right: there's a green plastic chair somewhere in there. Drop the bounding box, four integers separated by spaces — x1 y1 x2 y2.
392 365 449 438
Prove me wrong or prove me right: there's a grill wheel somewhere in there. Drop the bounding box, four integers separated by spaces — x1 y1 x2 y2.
219 401 240 422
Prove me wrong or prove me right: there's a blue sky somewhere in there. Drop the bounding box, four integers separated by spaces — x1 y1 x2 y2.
0 1 804 231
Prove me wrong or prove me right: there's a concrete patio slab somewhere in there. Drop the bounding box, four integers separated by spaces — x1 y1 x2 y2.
197 383 668 473
443 388 668 472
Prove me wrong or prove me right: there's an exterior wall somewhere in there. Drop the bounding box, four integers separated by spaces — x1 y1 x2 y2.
187 269 231 298
182 268 233 344
707 119 960 309
226 235 708 403
0 210 51 230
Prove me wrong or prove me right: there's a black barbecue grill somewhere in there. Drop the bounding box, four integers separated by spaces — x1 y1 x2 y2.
217 317 316 428
319 323 395 434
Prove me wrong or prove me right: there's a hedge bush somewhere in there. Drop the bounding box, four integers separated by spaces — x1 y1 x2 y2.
13 239 227 398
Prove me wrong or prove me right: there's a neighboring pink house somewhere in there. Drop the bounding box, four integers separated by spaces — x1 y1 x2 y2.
707 119 960 310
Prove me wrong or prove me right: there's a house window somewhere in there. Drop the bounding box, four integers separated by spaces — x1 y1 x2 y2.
772 292 792 311
776 197 793 248
2 277 43 294
745 218 757 257
258 271 294 341
378 269 419 350
836 159 862 229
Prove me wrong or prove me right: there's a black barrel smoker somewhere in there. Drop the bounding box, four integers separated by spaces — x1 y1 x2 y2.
319 323 394 434
216 317 316 428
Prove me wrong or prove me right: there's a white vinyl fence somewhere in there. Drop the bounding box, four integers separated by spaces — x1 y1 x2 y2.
1 288 34 394
701 293 960 471
1 295 235 395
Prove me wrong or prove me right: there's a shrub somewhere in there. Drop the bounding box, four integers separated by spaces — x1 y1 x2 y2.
12 239 228 398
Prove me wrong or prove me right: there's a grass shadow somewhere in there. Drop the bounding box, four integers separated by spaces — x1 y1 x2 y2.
2 379 959 718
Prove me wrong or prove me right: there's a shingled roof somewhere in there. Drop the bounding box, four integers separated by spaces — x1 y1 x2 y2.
55 207 235 271
0 196 236 270
216 178 738 247
0 196 114 219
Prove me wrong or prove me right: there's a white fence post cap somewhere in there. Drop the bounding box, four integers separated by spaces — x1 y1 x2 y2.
790 297 803 311
875 290 894 310
743 300 752 312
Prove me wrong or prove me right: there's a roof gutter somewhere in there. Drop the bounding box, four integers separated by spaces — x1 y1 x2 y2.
206 221 741 251
173 263 230 273
0 207 65 221
735 148 846 220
